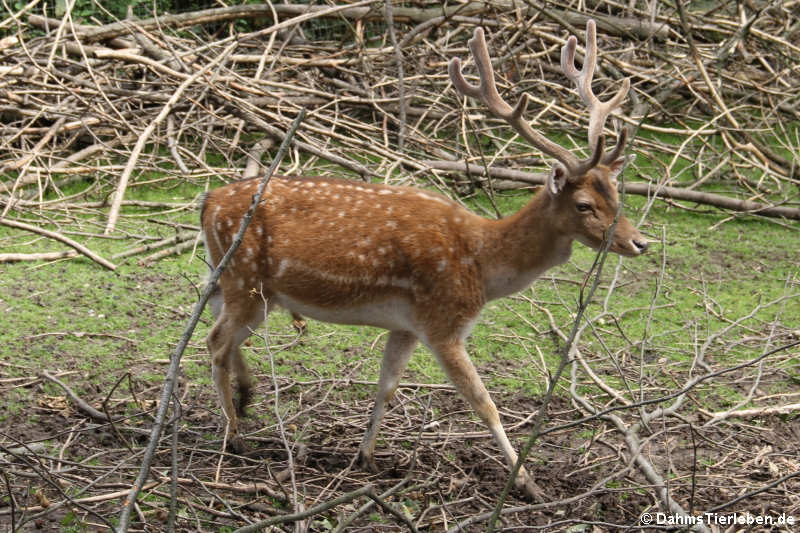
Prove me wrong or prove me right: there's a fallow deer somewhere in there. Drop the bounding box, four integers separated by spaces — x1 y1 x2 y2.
201 20 647 499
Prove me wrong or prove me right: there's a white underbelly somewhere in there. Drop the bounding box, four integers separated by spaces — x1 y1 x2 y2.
272 293 418 333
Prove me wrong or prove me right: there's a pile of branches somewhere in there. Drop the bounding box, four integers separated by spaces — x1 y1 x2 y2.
1 0 799 266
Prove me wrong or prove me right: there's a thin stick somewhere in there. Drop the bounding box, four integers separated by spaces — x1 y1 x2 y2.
1 470 15 532
366 491 419 533
114 109 306 533
0 250 79 263
258 289 299 516
231 484 374 533
384 0 406 152
167 395 181 533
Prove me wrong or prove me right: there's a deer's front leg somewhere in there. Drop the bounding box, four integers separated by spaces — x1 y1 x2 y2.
431 339 545 501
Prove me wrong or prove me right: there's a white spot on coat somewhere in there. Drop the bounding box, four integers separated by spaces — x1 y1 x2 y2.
276 259 290 277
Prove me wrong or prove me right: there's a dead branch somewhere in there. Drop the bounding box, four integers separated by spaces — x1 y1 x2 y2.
138 239 196 265
0 250 78 263
0 218 116 270
425 160 800 220
700 402 800 421
40 371 110 423
112 231 196 260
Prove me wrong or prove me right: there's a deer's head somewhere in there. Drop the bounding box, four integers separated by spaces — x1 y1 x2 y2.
449 21 648 257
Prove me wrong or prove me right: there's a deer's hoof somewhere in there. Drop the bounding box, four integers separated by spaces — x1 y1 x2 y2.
357 449 378 473
515 474 546 502
235 387 252 417
228 435 248 456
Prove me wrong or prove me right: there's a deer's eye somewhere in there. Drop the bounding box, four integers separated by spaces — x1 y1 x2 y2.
576 202 592 213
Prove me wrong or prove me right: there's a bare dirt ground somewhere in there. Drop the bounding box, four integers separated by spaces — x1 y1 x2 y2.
3 348 800 532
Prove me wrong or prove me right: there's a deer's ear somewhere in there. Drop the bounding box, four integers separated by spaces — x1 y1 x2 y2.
607 154 636 184
546 163 569 196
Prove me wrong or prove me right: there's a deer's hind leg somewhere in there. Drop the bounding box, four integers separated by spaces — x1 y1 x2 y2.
207 292 267 453
208 282 254 414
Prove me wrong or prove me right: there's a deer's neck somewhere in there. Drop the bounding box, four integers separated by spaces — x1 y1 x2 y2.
480 191 573 301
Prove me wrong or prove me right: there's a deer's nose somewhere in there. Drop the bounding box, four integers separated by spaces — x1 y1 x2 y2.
632 239 649 254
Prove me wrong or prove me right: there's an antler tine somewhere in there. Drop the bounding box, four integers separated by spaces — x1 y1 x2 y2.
450 28 579 173
561 20 631 166
604 128 629 165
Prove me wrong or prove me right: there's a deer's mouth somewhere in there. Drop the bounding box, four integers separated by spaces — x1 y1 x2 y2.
611 238 649 257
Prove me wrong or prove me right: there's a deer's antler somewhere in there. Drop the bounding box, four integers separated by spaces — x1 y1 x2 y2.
561 19 630 166
449 20 630 177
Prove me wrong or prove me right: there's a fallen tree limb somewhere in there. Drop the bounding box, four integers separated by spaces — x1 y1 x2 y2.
112 231 197 261
55 2 667 43
233 484 375 533
0 218 117 270
0 250 78 263
27 14 135 48
423 160 800 220
701 402 800 421
0 482 161 516
74 0 382 43
40 371 110 423
139 239 196 265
